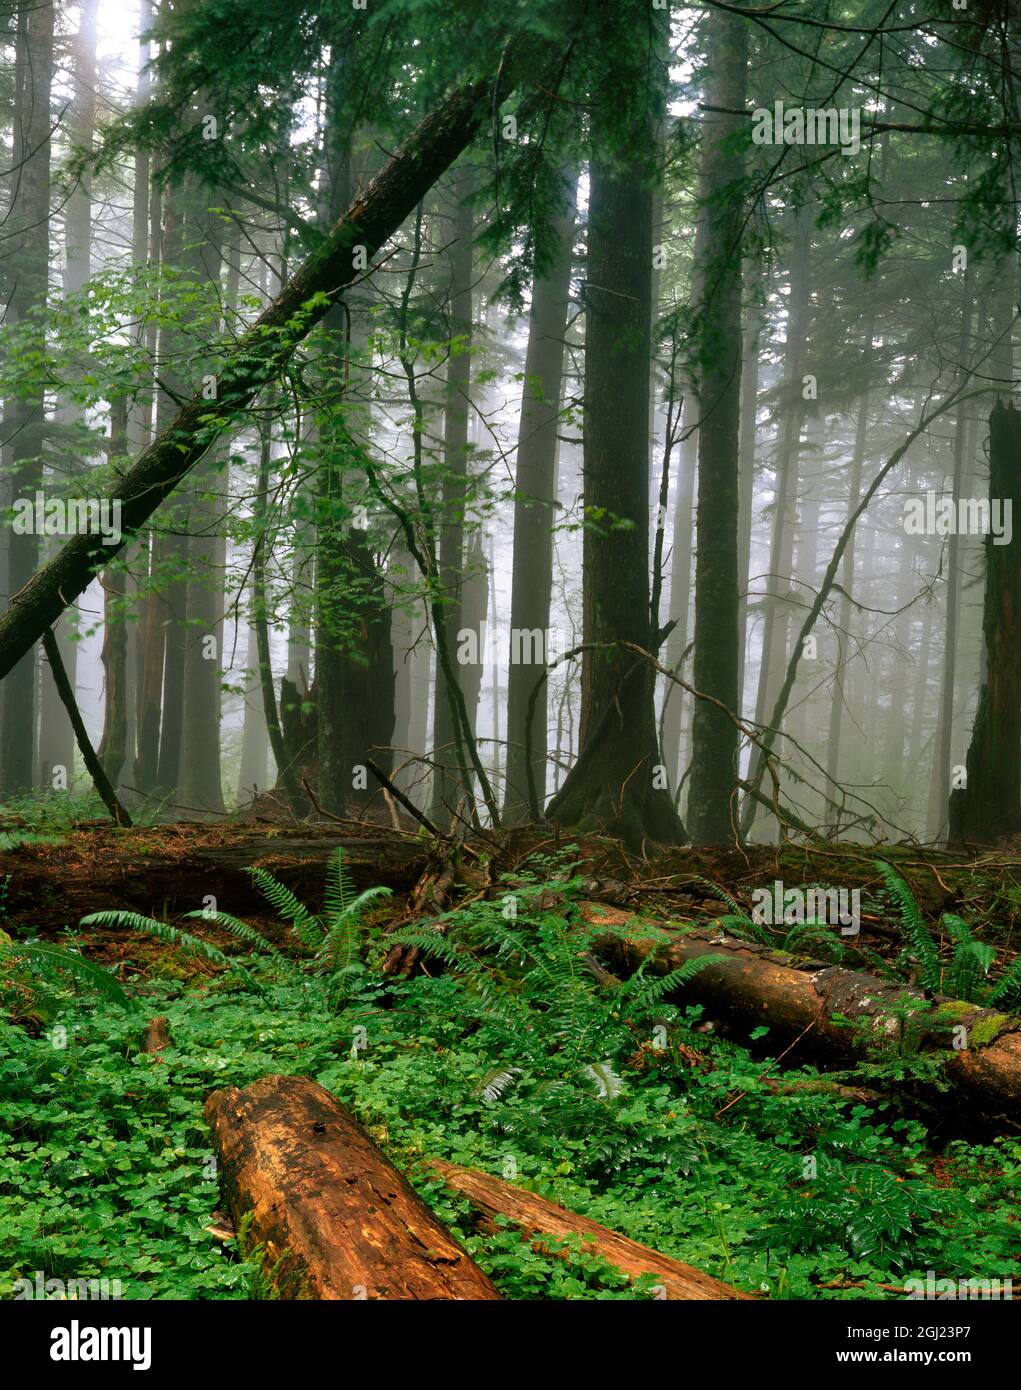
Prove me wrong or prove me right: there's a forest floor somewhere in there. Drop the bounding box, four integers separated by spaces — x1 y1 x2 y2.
1 794 1019 1300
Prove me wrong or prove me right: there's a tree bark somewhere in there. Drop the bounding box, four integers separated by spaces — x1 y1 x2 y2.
204 1074 501 1299
237 606 271 804
503 179 576 820
0 0 54 794
686 2 748 843
546 36 684 849
824 360 872 829
742 208 811 839
430 165 475 821
37 0 97 788
98 401 130 789
929 267 975 839
956 402 1021 842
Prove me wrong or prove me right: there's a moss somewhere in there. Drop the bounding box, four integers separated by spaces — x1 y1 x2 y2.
932 1000 1011 1048
933 998 975 1020
965 1012 1012 1048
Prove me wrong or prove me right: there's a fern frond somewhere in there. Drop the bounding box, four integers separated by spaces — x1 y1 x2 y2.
0 830 65 851
581 1061 624 1100
323 917 360 976
474 1066 522 1103
873 860 940 991
340 885 393 922
323 846 358 922
629 953 728 1009
942 913 994 1001
2 940 137 1011
712 913 774 946
246 868 322 950
987 951 1021 1010
182 910 296 976
782 922 844 962
386 927 464 967
690 875 746 916
80 911 230 968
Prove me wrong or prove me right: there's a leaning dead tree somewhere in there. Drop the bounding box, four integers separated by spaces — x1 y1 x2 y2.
0 32 552 683
41 628 132 826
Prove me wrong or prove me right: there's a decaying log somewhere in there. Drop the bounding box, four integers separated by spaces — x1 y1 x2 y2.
204 1075 501 1300
0 825 427 932
584 903 1021 1128
429 1159 751 1299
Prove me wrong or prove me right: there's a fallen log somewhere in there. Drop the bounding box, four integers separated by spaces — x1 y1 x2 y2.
0 824 427 932
204 1075 501 1300
429 1159 750 1299
583 903 1021 1129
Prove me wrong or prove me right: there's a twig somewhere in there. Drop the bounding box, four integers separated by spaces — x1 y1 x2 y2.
365 759 441 837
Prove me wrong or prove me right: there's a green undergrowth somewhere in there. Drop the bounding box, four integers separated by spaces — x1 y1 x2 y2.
1 860 1018 1301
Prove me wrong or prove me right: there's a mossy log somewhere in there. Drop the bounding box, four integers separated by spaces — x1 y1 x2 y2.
584 903 1021 1129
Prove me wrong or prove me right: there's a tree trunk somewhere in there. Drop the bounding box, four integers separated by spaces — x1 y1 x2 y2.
742 208 811 839
204 1075 501 1299
0 0 54 795
237 607 270 805
956 402 1021 842
735 300 761 711
178 222 237 815
686 2 748 843
546 35 684 849
458 531 487 744
37 0 97 789
824 366 872 829
929 267 975 838
98 401 130 789
503 179 576 820
430 165 475 821
390 549 431 796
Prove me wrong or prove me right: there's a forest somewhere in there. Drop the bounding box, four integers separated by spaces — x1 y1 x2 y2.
0 0 1019 1337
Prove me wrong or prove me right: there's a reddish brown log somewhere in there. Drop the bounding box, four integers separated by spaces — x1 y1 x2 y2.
429 1159 750 1299
204 1075 501 1300
583 903 1021 1128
